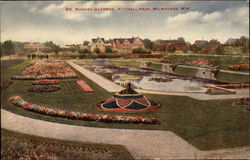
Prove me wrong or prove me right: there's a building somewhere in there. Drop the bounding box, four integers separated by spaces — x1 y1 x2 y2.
162 40 186 51
23 43 46 51
225 38 241 46
110 37 145 52
194 40 209 47
90 37 106 53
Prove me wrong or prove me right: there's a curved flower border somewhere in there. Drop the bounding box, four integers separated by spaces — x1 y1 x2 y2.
9 95 160 125
32 79 59 85
28 86 61 93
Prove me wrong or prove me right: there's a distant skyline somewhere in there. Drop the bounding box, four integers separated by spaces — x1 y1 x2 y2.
1 1 249 45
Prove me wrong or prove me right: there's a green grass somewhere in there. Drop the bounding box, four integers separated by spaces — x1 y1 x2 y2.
217 72 250 83
113 58 249 83
1 128 134 160
164 54 249 71
1 60 32 81
1 60 250 150
112 60 141 67
174 66 198 77
1 59 24 70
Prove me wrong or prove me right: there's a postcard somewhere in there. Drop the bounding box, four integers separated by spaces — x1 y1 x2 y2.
1 1 249 159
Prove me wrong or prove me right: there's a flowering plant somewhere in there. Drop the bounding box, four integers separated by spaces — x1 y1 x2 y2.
28 86 61 93
9 95 160 125
12 60 77 80
32 79 59 85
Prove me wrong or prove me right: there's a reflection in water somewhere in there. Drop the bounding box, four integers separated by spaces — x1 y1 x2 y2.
133 77 207 93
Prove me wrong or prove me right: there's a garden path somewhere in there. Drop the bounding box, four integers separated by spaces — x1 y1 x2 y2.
2 109 250 159
67 60 249 100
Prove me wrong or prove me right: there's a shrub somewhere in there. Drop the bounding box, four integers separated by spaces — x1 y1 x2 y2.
79 54 85 59
132 54 164 58
132 47 151 54
97 53 121 58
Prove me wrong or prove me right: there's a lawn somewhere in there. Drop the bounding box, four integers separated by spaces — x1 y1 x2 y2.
164 54 249 71
112 59 249 83
1 128 134 160
1 59 250 150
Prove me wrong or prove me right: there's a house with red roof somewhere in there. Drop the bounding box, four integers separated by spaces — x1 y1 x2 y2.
110 36 145 52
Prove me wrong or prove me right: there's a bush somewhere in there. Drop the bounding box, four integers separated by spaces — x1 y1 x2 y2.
97 53 121 58
132 54 164 58
105 48 114 53
79 48 90 54
132 47 151 54
79 54 85 59
166 44 176 53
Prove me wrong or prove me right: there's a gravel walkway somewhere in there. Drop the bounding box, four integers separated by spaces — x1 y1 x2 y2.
2 109 250 159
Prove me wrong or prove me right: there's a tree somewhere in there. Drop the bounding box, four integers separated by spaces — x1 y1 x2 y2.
190 44 199 53
79 48 90 54
132 47 151 54
51 44 60 54
44 41 54 48
143 39 153 50
93 47 101 54
182 46 189 53
240 36 248 44
152 43 166 52
166 44 176 53
105 47 114 53
83 41 90 46
2 40 15 58
177 37 185 42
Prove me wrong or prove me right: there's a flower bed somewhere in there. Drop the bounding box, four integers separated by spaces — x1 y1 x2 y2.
0 80 13 90
228 64 250 71
132 54 165 58
9 95 160 124
32 79 59 85
12 60 77 80
76 80 94 92
28 86 61 93
215 83 250 89
188 58 215 67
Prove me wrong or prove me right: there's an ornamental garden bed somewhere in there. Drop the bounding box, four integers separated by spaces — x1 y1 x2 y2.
1 129 134 160
9 95 160 124
76 80 94 92
0 80 13 90
12 60 77 80
28 86 61 93
32 79 59 85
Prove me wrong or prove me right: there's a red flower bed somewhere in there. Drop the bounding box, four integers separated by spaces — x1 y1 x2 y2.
28 86 61 93
12 60 77 80
9 95 160 124
0 80 13 90
228 64 250 71
76 80 94 92
216 83 250 89
32 79 59 85
188 58 215 67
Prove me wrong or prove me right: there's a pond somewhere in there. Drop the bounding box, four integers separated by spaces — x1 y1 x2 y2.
77 61 209 93
133 77 207 93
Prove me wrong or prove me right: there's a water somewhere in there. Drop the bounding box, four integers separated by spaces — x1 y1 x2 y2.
132 77 207 93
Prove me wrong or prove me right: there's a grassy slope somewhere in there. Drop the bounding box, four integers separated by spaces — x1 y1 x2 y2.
1 60 250 150
1 128 134 160
164 54 249 71
115 57 249 83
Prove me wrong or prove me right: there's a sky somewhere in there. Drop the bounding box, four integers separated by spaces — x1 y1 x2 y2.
1 1 249 45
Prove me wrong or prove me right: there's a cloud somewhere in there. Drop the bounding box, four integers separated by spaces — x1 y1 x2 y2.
25 1 149 22
165 6 249 42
